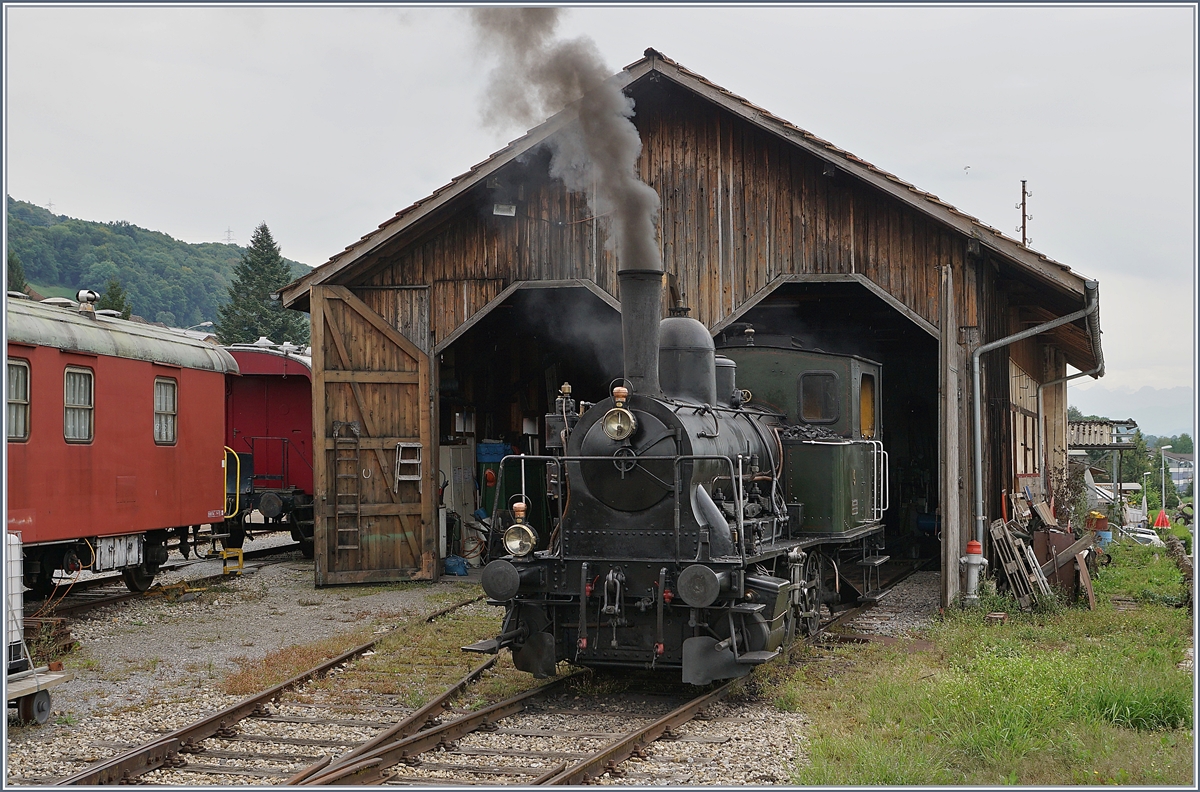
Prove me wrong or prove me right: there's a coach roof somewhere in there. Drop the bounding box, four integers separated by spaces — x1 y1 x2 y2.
6 297 239 375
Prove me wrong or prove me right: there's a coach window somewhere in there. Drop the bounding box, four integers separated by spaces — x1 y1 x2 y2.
798 371 839 424
64 367 94 443
7 360 30 441
154 377 177 444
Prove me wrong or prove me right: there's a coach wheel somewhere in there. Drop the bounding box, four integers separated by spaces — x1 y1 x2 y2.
122 566 155 593
17 690 52 725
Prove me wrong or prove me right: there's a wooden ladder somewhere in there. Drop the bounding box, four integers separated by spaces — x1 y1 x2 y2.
332 421 362 551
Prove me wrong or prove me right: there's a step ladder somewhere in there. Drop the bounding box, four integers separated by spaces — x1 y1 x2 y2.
332 421 362 552
857 554 890 602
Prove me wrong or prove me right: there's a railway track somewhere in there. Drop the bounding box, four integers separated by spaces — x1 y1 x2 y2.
29 542 304 620
38 558 931 787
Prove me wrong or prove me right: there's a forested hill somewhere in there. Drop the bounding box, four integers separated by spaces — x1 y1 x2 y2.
6 196 311 328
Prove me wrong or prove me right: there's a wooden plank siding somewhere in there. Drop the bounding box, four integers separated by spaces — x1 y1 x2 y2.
298 73 1086 589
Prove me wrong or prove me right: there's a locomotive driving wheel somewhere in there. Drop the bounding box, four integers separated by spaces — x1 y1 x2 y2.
798 552 823 637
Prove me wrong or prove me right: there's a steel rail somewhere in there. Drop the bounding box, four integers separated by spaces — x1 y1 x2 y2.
42 542 303 617
814 557 932 638
302 676 573 785
286 654 497 784
535 681 733 785
55 593 483 785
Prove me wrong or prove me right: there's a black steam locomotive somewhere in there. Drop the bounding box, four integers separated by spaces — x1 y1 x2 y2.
467 268 889 685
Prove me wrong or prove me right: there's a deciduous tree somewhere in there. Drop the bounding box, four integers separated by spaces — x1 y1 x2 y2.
7 250 28 293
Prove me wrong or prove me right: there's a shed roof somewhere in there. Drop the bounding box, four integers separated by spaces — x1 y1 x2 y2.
6 298 239 374
282 49 1100 343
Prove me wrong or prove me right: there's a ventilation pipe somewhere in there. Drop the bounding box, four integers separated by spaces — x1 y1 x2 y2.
968 281 1102 599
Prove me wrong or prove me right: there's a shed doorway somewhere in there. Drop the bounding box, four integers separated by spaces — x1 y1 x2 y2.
714 280 942 564
434 283 622 566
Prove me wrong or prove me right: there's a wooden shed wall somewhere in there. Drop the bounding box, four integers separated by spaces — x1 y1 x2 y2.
360 85 968 353
335 77 1084 595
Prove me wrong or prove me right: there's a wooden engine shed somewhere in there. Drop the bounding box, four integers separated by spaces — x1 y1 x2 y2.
281 50 1104 601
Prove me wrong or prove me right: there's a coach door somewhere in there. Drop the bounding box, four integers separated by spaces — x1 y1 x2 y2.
310 285 436 585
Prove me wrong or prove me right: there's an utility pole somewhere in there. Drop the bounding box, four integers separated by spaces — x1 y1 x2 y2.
224 227 235 244
1015 180 1032 247
46 199 54 214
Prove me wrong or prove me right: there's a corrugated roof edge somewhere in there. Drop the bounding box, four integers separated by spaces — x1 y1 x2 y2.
7 298 239 375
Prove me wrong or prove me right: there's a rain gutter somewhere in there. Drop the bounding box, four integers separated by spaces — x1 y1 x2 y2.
970 281 1101 579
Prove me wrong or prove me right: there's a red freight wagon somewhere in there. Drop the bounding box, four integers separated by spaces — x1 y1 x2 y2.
224 341 315 558
6 294 238 594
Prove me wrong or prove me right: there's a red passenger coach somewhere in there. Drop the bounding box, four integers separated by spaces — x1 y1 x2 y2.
6 295 238 594
223 342 315 557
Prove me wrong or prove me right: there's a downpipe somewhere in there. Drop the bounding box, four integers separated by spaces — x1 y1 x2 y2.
968 280 1101 599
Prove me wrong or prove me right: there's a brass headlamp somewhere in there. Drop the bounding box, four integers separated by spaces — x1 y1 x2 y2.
602 386 637 441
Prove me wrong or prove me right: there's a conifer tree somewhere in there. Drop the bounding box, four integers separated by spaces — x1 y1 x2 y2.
7 250 28 293
96 276 133 319
216 223 309 345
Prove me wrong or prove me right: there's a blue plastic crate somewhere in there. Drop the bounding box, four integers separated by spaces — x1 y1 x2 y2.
477 442 510 463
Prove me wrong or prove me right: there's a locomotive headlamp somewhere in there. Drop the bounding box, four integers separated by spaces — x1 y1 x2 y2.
503 523 538 557
602 407 637 441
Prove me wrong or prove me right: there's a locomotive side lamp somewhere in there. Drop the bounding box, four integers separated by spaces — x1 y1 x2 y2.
603 386 637 441
503 502 538 557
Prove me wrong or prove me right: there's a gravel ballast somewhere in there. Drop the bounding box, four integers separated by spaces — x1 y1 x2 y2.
7 545 945 785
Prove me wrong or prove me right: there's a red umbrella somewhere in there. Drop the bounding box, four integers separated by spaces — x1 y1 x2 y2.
1154 509 1171 528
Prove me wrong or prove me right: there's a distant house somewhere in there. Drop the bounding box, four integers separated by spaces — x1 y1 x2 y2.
1164 451 1194 493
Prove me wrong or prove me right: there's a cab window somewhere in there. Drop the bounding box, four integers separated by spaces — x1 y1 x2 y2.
860 373 876 438
798 371 839 424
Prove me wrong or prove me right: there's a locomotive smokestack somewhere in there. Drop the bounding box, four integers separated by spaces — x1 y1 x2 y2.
471 10 664 395
617 270 662 395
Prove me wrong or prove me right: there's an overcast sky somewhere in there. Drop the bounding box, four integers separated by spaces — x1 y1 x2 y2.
4 3 1196 436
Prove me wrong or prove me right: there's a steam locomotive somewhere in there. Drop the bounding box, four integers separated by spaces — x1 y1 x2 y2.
468 269 890 685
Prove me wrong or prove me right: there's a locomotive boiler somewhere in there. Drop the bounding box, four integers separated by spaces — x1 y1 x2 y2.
466 269 890 685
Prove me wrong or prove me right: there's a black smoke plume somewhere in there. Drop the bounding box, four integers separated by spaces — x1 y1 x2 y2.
471 7 662 274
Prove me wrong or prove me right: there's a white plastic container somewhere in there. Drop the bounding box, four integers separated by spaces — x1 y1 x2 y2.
6 532 25 669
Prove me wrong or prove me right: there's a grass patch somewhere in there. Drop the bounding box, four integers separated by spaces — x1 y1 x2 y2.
1092 539 1189 606
765 548 1193 785
221 584 542 712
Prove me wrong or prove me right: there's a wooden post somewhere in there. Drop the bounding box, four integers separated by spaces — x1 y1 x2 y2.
939 262 962 607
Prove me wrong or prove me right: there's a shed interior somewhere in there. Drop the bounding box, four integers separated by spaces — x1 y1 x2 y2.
717 281 940 562
437 286 622 448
